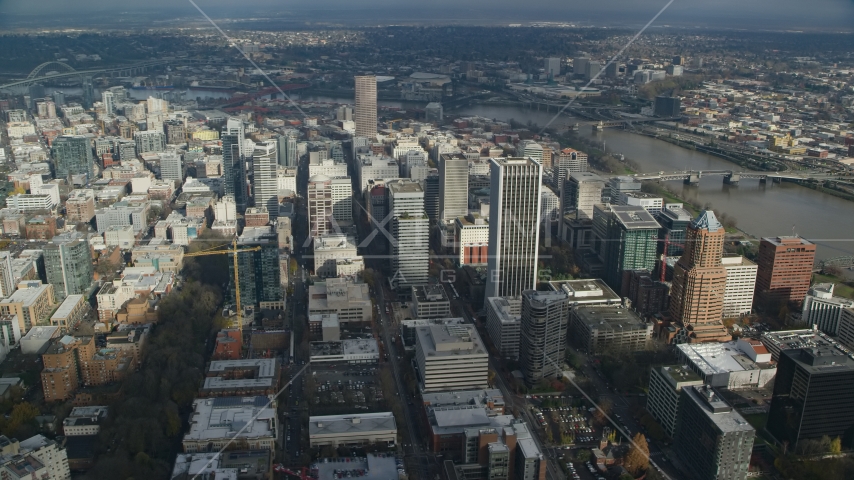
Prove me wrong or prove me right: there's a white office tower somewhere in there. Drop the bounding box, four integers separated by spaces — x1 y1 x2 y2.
330 177 353 224
800 283 854 335
541 188 560 223
485 158 542 300
545 57 561 79
388 180 429 290
214 195 237 222
147 96 168 115
519 289 569 385
355 75 377 138
252 140 279 216
101 90 115 113
160 151 183 182
438 153 468 222
308 175 334 237
337 105 353 121
277 131 299 167
553 148 588 192
0 252 15 298
516 141 543 164
721 255 759 319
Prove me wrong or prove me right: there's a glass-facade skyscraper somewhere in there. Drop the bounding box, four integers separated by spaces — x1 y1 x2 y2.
52 135 94 181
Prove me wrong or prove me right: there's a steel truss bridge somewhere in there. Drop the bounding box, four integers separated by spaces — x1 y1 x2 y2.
631 169 853 185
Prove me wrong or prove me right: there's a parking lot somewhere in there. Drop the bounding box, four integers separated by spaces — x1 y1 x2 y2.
309 364 384 414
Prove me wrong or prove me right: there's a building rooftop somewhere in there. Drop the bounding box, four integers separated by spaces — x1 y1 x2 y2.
51 295 84 320
416 324 486 358
485 297 521 325
573 306 650 332
184 397 275 442
721 255 757 267
761 329 853 361
783 347 854 375
691 210 723 232
762 235 815 247
659 205 693 222
683 385 755 433
313 234 357 251
21 325 60 341
548 279 621 305
610 205 661 230
658 365 703 386
0 282 50 307
412 284 449 303
315 454 400 480
309 412 396 436
421 389 505 411
522 289 567 308
171 452 238 480
677 341 775 376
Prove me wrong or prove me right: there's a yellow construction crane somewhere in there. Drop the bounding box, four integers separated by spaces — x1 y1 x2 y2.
184 238 261 315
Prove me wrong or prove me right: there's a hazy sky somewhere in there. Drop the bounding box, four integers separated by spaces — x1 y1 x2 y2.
1 0 854 30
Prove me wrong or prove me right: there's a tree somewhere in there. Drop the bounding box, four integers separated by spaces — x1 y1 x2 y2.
830 436 842 454
623 433 650 476
575 449 591 463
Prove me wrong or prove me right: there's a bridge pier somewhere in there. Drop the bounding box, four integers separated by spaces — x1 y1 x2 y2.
772 176 782 184
759 177 767 184
684 174 700 186
723 174 740 185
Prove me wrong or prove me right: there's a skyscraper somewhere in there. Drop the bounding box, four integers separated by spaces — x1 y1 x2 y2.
767 346 854 450
81 78 95 110
553 148 588 193
43 232 94 303
560 172 604 219
669 211 729 343
519 289 569 385
674 385 755 480
388 180 429 290
596 205 660 294
754 236 816 309
545 57 561 79
0 252 15 298
308 176 334 237
438 153 468 222
101 90 114 114
277 131 299 167
51 135 94 180
222 118 247 213
230 233 281 308
485 158 542 300
354 75 377 138
252 141 279 217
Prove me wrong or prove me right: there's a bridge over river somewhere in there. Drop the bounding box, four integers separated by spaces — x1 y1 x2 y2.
631 169 853 185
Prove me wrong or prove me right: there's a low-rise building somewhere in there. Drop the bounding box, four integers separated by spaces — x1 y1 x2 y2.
171 450 272 480
676 339 776 390
62 406 108 437
309 413 397 448
130 242 184 273
312 234 360 278
20 325 61 355
201 359 281 398
309 339 379 364
569 306 653 355
104 225 135 249
308 278 372 325
183 396 277 453
415 324 488 392
411 284 451 319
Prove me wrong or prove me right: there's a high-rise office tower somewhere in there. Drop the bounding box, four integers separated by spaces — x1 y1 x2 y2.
516 141 543 164
669 211 729 343
308 176 334 237
159 151 183 182
545 58 561 79
674 386 755 480
604 62 619 79
754 236 816 309
222 118 247 213
573 57 590 76
82 78 95 110
101 90 115 114
330 177 353 224
607 176 641 204
485 158 542 300
388 180 429 290
230 234 281 308
438 153 468 222
337 105 353 121
354 75 377 138
44 232 94 303
52 91 65 107
721 255 758 319
423 171 440 221
553 148 588 192
519 290 569 385
560 172 604 219
656 205 693 258
51 135 94 180
277 131 299 167
585 61 602 80
252 140 278 217
595 204 660 294
767 346 854 450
